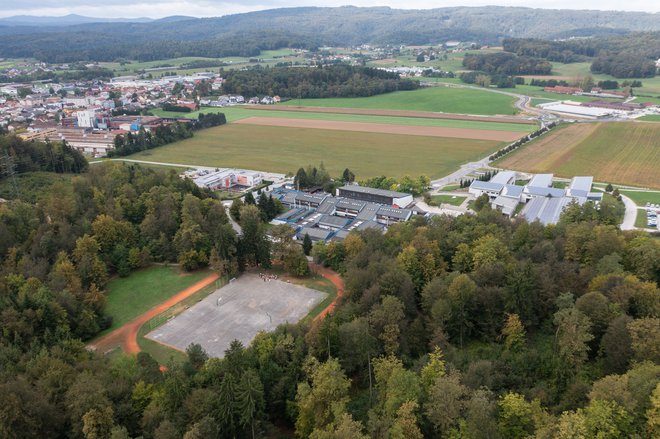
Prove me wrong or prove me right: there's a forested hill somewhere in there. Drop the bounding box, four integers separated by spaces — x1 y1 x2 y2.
1 6 660 62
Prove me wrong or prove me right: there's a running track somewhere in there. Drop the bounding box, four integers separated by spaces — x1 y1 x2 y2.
89 265 343 356
89 273 220 354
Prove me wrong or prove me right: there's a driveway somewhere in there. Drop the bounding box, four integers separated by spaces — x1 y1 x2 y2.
619 194 638 231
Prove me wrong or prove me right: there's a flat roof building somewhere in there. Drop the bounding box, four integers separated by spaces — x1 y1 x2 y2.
337 185 413 208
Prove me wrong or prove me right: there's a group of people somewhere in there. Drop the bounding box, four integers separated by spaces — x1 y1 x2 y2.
259 273 278 282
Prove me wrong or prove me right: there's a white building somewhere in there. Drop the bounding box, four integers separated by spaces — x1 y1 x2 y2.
191 169 263 190
76 110 97 128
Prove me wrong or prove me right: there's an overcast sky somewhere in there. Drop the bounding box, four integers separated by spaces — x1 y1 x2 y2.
1 0 658 19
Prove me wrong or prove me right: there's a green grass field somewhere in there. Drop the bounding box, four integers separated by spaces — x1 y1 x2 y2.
102 266 211 333
496 122 660 189
127 123 504 179
431 194 467 206
153 106 532 132
638 115 660 122
550 62 660 95
279 86 518 115
620 190 660 206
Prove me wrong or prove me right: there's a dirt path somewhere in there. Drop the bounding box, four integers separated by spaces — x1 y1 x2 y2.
235 116 524 141
311 263 345 321
89 273 220 354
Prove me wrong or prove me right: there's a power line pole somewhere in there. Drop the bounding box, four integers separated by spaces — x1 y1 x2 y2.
0 152 19 199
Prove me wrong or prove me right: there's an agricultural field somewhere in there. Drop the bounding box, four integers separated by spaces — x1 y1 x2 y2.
550 62 660 95
638 115 660 122
280 86 518 115
495 122 660 189
101 266 211 334
128 123 506 179
157 106 532 132
104 49 304 77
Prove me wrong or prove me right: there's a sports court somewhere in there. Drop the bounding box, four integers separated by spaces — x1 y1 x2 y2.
145 273 326 357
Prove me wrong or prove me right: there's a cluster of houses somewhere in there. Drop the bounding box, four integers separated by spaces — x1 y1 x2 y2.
268 185 424 243
0 70 226 155
469 171 603 225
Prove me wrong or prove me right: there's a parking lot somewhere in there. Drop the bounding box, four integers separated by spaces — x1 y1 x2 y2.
145 274 326 358
645 203 659 228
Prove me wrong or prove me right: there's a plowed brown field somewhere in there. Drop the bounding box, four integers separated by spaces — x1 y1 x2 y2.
235 116 523 141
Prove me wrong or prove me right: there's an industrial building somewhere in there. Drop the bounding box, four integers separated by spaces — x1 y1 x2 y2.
469 171 603 225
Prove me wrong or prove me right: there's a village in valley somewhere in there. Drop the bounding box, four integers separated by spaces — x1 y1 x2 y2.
0 5 659 439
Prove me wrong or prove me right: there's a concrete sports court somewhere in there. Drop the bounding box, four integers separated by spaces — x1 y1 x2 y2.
145 273 326 357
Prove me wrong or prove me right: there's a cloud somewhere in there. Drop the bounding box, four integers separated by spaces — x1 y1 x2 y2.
0 0 658 18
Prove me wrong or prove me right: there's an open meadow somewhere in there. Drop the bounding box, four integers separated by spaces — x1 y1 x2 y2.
100 266 211 334
279 86 518 115
128 123 506 179
495 122 660 189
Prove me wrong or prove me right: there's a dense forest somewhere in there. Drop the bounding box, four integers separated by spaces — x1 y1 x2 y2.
0 31 319 63
462 52 552 76
1 7 660 62
109 113 226 157
0 134 88 174
1 152 659 438
503 32 660 78
221 65 418 99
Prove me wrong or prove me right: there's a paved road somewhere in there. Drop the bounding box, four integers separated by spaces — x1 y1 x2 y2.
619 194 638 231
90 158 210 169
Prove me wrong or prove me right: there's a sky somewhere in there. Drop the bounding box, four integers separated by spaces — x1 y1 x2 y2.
0 0 658 19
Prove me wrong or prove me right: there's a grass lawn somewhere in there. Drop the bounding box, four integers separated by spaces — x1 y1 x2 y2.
495 122 660 189
638 115 660 122
280 86 518 115
440 184 462 192
102 266 211 334
620 190 660 206
154 106 532 132
127 123 504 179
431 194 467 206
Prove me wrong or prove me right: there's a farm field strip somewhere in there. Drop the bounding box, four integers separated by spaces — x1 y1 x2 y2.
495 122 660 189
154 105 535 127
279 86 519 116
128 123 504 179
237 105 536 127
234 116 524 141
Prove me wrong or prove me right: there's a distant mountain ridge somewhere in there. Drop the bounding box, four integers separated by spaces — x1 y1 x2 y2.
0 14 156 26
0 6 659 62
